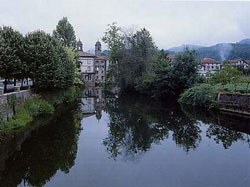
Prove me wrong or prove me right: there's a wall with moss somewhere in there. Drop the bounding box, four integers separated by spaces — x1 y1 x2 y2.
218 93 250 115
0 90 32 121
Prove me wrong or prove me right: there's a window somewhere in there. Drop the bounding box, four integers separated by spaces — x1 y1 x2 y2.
87 66 91 71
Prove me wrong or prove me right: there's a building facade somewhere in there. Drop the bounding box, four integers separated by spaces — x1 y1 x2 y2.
227 59 250 69
77 40 108 85
199 58 222 77
81 87 105 120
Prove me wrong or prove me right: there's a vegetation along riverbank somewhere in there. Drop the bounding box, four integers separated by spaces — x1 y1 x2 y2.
102 23 250 115
0 17 83 130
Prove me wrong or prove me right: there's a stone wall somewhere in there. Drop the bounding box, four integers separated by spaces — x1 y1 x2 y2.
218 93 250 115
0 90 32 121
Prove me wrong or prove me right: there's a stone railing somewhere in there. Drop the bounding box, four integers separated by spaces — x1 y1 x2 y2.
218 92 250 115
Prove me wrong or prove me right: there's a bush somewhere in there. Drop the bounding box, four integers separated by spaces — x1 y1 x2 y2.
178 84 218 110
24 96 54 116
42 86 81 106
6 109 32 130
5 96 54 130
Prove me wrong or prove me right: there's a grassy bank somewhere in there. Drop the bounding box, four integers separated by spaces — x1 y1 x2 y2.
178 84 219 110
0 86 81 131
178 82 250 110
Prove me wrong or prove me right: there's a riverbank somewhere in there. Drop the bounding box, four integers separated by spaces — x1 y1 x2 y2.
178 83 250 116
0 86 82 131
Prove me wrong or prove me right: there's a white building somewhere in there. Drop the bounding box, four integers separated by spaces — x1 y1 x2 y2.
199 58 222 77
228 59 250 69
77 40 108 85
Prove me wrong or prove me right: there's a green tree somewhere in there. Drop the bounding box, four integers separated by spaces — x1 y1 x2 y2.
102 22 124 64
135 50 170 95
64 46 82 85
24 31 74 90
53 17 76 48
0 26 24 92
211 63 242 90
151 50 198 97
170 50 199 93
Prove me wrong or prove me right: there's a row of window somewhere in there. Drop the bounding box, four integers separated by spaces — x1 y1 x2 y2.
96 76 104 80
96 71 104 74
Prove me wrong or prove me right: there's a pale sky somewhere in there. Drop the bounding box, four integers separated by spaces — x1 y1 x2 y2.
0 0 250 50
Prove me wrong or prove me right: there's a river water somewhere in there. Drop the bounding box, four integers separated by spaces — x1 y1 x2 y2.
0 87 249 187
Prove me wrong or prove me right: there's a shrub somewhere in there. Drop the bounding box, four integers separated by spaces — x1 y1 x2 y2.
24 96 54 116
178 84 218 110
5 96 54 130
6 109 32 130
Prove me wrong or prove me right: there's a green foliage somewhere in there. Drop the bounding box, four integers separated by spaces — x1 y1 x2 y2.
0 26 24 91
178 84 218 110
42 86 81 106
135 73 156 95
169 50 199 93
136 50 198 97
6 109 32 129
24 31 74 90
24 96 54 117
211 64 242 91
53 17 76 48
64 46 82 85
0 22 76 93
102 23 157 91
102 22 124 64
5 96 54 130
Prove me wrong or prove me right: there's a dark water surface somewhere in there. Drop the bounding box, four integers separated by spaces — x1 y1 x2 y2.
0 88 249 187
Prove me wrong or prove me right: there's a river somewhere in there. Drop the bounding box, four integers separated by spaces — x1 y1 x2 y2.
0 87 249 187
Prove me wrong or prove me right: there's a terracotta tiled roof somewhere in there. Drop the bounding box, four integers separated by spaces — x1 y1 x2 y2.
78 51 95 57
201 58 216 63
167 54 175 60
201 58 220 64
228 59 243 63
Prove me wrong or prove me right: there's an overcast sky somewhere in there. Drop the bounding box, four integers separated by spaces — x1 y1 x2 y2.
0 0 250 50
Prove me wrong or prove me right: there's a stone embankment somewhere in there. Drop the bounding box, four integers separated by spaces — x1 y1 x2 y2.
0 89 32 121
218 93 250 115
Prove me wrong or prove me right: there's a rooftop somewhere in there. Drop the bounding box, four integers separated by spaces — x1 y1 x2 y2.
78 51 95 57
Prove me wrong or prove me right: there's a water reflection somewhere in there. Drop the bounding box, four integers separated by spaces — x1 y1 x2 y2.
81 87 105 120
103 93 250 160
0 87 249 186
0 103 83 187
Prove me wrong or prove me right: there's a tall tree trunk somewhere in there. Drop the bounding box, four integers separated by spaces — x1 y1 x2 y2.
14 79 16 86
21 79 24 87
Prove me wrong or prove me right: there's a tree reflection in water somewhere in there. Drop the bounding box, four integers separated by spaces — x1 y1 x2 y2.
0 103 83 187
104 94 250 160
103 95 201 160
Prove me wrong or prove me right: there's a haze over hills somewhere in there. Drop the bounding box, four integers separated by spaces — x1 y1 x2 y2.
167 44 204 53
167 39 250 61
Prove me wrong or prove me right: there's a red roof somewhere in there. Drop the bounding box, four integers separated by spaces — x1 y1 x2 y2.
167 54 175 60
201 58 216 63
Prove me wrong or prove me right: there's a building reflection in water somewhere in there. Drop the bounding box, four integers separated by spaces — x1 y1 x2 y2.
81 87 105 120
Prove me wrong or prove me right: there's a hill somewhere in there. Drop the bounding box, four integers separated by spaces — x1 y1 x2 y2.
197 42 250 60
167 39 250 61
168 44 204 53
